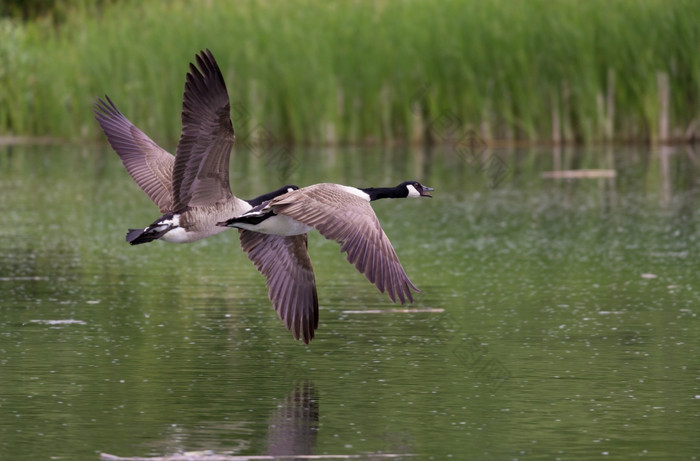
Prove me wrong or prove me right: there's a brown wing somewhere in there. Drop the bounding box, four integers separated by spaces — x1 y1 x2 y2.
271 184 419 303
172 49 235 210
94 96 174 212
239 230 319 344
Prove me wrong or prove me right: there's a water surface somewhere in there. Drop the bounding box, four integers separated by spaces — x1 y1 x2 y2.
1 144 699 460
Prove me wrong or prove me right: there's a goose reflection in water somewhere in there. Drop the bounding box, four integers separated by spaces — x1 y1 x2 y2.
266 381 319 457
100 381 319 459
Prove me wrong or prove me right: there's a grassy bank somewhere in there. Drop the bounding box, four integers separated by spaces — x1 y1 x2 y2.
1 0 699 145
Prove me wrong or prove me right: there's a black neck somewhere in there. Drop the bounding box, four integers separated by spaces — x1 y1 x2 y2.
247 186 294 207
361 186 406 201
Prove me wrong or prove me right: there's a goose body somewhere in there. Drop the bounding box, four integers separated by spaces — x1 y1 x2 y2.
219 181 433 343
94 49 295 245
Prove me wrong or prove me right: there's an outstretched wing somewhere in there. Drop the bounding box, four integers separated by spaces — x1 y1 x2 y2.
94 96 174 212
172 49 235 210
272 185 419 303
239 230 319 344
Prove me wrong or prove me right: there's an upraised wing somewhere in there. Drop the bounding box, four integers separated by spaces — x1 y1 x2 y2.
271 184 419 303
239 230 319 344
94 96 174 212
172 49 235 211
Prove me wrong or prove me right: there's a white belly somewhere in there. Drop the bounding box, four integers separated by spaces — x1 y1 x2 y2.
235 214 314 236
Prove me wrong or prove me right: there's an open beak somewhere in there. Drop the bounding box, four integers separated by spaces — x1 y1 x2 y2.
421 186 434 198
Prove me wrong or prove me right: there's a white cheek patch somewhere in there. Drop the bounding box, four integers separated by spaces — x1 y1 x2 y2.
406 184 421 198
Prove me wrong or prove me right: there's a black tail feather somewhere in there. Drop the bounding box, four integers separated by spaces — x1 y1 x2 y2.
126 227 168 245
126 212 177 245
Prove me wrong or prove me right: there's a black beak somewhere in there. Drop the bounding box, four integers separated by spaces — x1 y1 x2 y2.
421 186 434 198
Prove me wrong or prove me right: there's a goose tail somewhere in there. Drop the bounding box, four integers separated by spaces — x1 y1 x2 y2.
125 212 179 245
126 228 165 245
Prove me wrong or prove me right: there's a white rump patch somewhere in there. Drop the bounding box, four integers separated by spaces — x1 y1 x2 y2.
158 213 190 243
160 227 190 243
161 214 180 227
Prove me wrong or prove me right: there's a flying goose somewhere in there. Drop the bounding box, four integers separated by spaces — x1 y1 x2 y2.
93 49 295 245
218 181 433 343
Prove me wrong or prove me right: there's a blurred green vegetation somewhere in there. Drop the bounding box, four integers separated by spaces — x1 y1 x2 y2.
0 0 114 22
0 0 699 145
0 0 61 20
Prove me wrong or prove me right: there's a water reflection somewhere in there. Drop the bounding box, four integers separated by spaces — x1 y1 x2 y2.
118 381 319 459
266 381 319 457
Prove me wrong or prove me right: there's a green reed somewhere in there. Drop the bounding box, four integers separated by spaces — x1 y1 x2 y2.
1 0 698 145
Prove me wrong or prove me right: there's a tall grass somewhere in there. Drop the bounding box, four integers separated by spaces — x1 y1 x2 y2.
1 0 699 145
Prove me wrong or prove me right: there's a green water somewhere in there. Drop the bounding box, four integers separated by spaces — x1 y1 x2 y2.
1 144 699 460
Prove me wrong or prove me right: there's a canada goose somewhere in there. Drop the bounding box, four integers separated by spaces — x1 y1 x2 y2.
218 181 433 343
93 49 295 245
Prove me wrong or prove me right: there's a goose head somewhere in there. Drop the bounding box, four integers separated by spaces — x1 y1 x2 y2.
400 181 433 198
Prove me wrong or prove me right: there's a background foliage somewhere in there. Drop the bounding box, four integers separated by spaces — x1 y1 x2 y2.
1 0 699 145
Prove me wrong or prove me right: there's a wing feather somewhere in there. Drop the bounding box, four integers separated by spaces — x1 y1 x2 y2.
172 49 235 210
94 96 174 212
271 184 419 303
239 230 319 344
